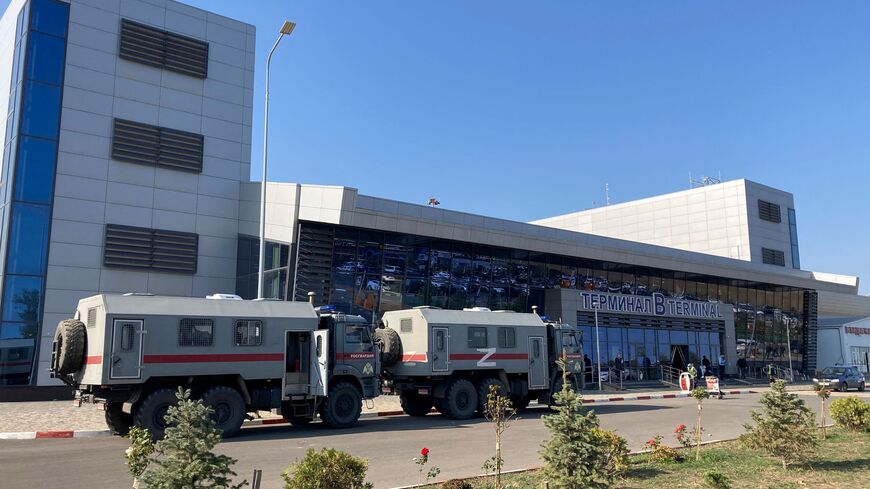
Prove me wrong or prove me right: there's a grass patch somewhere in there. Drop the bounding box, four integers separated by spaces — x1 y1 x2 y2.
425 428 869 488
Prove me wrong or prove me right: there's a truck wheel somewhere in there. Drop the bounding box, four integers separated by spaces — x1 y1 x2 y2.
374 328 402 366
442 378 478 420
52 319 86 375
476 378 507 415
133 388 178 439
400 392 434 417
201 386 246 438
321 382 362 429
105 402 133 436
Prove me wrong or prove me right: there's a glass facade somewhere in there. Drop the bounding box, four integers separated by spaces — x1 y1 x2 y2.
788 208 800 269
235 235 291 300
0 0 69 385
237 221 816 375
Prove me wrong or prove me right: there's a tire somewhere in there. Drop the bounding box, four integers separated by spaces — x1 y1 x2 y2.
52 319 86 375
133 388 179 439
105 402 133 436
859 382 866 392
200 386 247 438
476 377 507 415
374 328 402 366
321 382 362 429
840 382 849 393
441 378 478 420
400 391 434 417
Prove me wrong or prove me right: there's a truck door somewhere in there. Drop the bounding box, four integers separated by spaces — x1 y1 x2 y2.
110 319 143 379
309 330 329 396
528 336 547 389
432 327 448 372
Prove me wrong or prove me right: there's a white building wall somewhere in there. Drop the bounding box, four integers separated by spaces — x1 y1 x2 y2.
743 180 797 268
37 0 255 385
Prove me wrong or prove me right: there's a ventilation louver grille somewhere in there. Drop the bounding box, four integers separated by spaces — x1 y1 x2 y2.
104 224 198 273
758 200 782 223
112 119 204 173
761 247 786 267
119 19 208 78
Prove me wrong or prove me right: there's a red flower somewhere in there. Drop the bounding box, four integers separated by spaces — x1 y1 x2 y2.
421 447 429 456
648 439 656 445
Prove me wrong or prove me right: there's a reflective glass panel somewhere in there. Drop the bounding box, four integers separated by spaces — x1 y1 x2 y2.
1 275 42 323
5 203 50 275
19 82 60 139
0 337 35 385
0 321 37 339
30 0 69 38
25 32 65 85
13 136 55 203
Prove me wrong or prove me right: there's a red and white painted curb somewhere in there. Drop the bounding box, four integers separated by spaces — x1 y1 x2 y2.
0 389 757 439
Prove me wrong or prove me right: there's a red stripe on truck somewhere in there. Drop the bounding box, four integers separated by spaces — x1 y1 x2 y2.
85 356 102 365
401 353 427 362
336 352 376 360
143 353 284 364
449 353 528 360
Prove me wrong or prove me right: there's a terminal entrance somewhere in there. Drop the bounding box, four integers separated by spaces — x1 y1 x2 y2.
670 345 689 372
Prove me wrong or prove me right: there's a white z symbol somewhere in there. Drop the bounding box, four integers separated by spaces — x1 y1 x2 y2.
477 348 496 367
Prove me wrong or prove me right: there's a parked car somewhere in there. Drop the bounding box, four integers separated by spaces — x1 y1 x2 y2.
813 365 866 392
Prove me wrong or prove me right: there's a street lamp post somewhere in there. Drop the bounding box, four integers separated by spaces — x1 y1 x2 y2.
594 299 602 390
258 20 296 300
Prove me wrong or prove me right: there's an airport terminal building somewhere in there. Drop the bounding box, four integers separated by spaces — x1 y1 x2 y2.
1 0 869 388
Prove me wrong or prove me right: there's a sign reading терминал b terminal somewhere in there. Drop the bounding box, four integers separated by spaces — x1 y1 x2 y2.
578 291 726 320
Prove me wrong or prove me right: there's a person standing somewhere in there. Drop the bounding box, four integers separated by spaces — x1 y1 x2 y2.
718 353 727 379
614 352 624 381
736 357 748 379
702 355 711 377
643 356 652 380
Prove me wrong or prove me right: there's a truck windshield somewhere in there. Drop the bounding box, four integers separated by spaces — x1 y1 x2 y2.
346 325 372 345
562 332 578 348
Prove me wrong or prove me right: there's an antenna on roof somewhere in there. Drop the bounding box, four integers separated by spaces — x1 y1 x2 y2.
427 196 440 207
605 183 610 206
690 173 721 188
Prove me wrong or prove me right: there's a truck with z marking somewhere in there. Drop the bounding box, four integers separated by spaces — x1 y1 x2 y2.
50 294 582 437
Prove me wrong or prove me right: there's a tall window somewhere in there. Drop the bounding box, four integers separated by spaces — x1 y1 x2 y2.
0 0 69 385
788 208 800 269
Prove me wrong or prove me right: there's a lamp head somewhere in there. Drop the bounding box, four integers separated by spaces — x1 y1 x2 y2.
280 21 296 35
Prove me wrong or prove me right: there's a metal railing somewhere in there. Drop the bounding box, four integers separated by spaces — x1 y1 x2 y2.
602 367 624 390
660 365 681 387
765 364 795 382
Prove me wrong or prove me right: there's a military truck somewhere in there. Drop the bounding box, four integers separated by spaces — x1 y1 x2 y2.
51 294 581 437
50 294 379 437
374 307 583 419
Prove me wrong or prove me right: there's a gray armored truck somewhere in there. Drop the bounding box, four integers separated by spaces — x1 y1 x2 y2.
51 294 581 437
375 307 583 419
50 294 379 437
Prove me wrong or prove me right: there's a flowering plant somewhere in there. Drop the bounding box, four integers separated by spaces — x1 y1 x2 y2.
643 435 679 462
414 447 441 483
674 424 691 449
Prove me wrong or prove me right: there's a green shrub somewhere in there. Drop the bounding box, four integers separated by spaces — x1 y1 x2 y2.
591 428 630 476
440 480 473 489
741 380 817 469
282 448 372 489
704 471 731 489
829 396 870 432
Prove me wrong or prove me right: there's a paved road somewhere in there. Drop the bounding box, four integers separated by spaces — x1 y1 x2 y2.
0 392 847 489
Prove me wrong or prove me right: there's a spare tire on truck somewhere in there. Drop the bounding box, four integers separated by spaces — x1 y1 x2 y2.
52 319 86 375
373 327 401 366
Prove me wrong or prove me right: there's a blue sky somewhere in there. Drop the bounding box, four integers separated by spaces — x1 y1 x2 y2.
23 1 870 292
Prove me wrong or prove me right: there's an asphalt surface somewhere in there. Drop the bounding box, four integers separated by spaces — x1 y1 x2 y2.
0 392 848 489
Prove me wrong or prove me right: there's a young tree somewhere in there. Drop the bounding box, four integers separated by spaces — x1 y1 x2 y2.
124 426 154 489
742 380 818 469
691 387 710 461
283 448 373 489
814 384 831 439
141 388 246 488
539 358 615 489
483 383 516 489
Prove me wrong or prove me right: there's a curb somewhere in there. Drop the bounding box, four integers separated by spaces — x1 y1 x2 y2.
0 389 758 439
